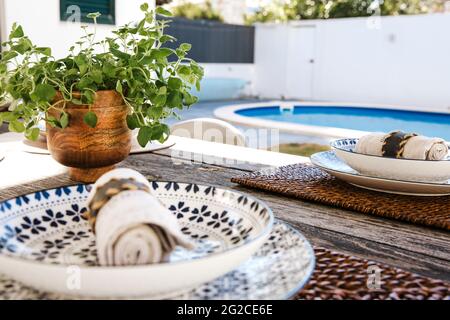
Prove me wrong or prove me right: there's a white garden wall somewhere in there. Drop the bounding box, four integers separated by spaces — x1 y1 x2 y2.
254 14 450 111
0 0 153 58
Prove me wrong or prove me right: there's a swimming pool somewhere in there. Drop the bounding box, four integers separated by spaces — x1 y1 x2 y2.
214 102 450 141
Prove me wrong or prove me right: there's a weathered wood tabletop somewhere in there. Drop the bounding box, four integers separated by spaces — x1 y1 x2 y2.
0 147 449 282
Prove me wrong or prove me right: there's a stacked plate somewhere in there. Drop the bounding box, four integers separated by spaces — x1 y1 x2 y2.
311 138 450 196
0 182 315 299
19 128 175 155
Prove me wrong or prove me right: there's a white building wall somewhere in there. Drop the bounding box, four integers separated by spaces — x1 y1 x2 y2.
255 14 450 111
0 0 153 58
254 23 290 99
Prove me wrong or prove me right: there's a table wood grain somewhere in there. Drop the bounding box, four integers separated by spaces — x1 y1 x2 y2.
0 148 449 282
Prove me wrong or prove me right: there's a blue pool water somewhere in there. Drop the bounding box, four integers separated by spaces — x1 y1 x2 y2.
236 106 450 140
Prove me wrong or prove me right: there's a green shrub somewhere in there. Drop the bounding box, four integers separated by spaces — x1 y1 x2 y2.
245 0 447 24
172 1 223 22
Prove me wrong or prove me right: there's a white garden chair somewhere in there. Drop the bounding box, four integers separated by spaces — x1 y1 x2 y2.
170 118 246 147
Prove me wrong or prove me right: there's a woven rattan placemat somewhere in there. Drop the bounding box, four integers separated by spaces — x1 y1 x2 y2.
231 163 450 231
295 247 449 300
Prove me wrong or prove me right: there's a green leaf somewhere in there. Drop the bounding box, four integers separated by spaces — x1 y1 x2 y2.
183 92 198 106
71 99 83 105
77 77 93 89
155 94 167 106
83 90 95 104
158 86 167 95
31 84 56 102
140 3 149 11
0 112 18 122
191 62 204 77
116 80 123 93
110 47 131 60
139 56 153 65
187 74 198 85
1 51 18 62
175 48 185 58
74 55 87 67
25 127 40 141
12 38 32 54
74 55 88 75
47 116 62 128
147 106 163 119
151 48 174 60
152 123 170 143
66 68 79 76
159 35 176 43
9 24 24 39
60 112 69 128
179 43 192 52
178 66 194 83
87 12 101 19
0 63 7 74
83 111 98 128
168 77 182 90
126 114 140 130
91 70 103 84
177 65 191 76
167 91 183 108
137 126 153 147
155 7 173 17
137 38 155 52
102 63 116 77
8 120 25 133
36 47 51 56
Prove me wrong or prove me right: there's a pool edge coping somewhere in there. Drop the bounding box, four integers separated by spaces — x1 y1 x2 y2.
214 101 450 139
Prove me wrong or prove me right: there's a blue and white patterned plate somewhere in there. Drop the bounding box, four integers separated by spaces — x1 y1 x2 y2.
331 138 450 183
0 221 315 300
0 183 308 298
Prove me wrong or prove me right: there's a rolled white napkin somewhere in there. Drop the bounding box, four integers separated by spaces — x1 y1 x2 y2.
112 225 164 265
86 168 193 266
94 190 193 266
354 132 385 156
354 131 449 160
86 168 152 205
403 135 449 161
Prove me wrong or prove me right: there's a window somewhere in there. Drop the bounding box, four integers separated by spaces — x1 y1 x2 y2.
60 0 116 25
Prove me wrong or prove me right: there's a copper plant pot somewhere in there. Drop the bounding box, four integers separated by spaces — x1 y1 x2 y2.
47 90 131 183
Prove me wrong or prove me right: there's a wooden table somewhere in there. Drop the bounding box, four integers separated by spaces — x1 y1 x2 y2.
0 141 449 284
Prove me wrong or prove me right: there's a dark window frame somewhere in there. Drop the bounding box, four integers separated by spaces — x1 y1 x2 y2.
60 0 116 25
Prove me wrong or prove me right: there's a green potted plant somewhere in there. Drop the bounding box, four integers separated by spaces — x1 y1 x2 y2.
0 3 203 182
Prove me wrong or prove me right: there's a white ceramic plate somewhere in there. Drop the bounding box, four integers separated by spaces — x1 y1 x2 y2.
0 183 274 297
311 151 450 196
0 220 315 300
331 138 450 183
21 137 175 155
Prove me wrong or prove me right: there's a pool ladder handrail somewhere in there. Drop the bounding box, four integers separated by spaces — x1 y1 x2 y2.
279 103 295 115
